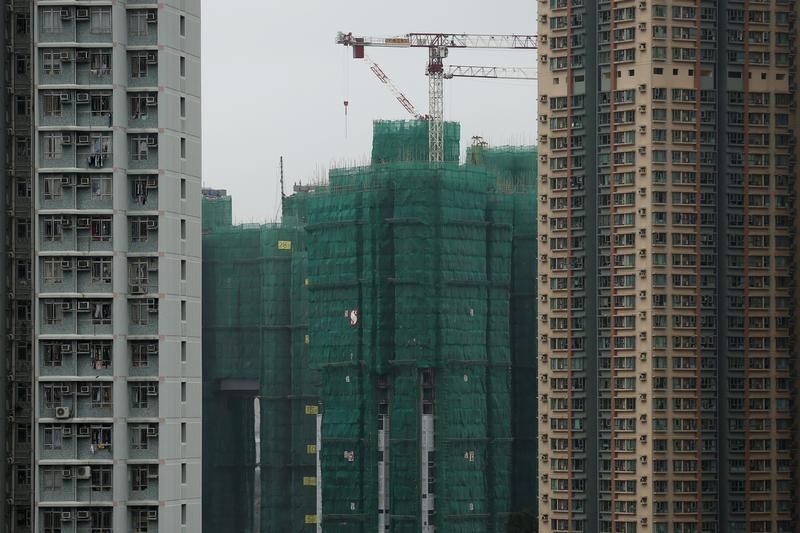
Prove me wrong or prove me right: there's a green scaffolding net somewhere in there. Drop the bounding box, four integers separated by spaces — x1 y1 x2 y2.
304 121 537 532
202 197 320 533
372 119 461 164
202 194 233 233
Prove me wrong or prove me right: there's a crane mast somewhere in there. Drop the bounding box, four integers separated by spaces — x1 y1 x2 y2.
336 31 537 162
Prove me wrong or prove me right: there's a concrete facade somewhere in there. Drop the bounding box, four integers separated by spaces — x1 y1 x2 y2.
3 1 202 531
537 0 798 531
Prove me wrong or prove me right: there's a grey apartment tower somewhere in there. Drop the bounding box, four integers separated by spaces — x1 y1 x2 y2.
536 0 800 531
1 1 202 532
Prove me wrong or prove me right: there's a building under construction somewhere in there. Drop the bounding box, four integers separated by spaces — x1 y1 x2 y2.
201 120 537 532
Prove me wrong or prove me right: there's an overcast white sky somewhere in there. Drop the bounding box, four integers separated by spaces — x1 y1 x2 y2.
201 0 537 222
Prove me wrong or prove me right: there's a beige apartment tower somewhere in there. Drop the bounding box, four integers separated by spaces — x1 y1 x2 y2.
537 0 799 531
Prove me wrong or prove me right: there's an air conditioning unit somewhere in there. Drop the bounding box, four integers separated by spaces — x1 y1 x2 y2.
146 136 158 147
640 475 648 485
540 295 548 303
539 235 548 243
639 331 647 340
61 259 72 270
540 254 548 262
639 310 647 318
146 11 158 22
540 373 548 382
540 214 548 223
639 125 646 134
539 55 548 64
541 454 548 463
638 83 647 93
77 301 90 311
76 92 89 103
77 217 90 228
540 394 548 402
539 95 548 103
61 7 72 19
638 249 647 257
540 414 548 422
146 96 157 106
76 51 90 62
55 406 71 419
78 384 90 395
639 372 647 382
639 0 646 8
147 343 158 354
146 384 158 396
76 510 90 520
75 465 91 479
62 425 72 436
146 218 158 229
639 229 646 238
61 511 72 520
540 314 548 322
639 187 647 196
640 414 647 423
77 135 90 145
61 134 72 145
639 393 647 401
76 8 90 20
638 146 646 155
78 426 90 436
61 301 73 310
640 352 647 360
146 51 158 64
538 114 548 123
147 510 158 520
638 208 646 216
77 259 90 270
540 194 548 202
541 473 548 482
146 425 158 437
640 455 648 464
61 343 72 353
541 494 548 503
638 42 647 51
60 51 72 62
638 105 646 114
639 166 647 175
641 497 648 505
146 176 158 188
639 290 647 299
638 22 647 31
79 175 91 187
77 342 90 353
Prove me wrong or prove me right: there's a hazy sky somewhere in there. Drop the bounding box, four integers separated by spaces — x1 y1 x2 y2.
201 0 538 222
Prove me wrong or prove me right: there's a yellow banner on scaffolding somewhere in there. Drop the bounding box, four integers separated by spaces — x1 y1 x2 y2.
277 240 292 250
304 515 318 524
305 404 319 415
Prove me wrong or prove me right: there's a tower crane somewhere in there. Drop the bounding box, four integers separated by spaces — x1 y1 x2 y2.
336 32 538 162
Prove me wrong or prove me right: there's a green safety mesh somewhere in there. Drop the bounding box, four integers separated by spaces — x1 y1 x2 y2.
202 196 320 533
202 194 233 233
304 124 536 532
372 119 461 163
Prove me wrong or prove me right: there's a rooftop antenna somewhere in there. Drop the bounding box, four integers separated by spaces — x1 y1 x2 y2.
280 156 285 200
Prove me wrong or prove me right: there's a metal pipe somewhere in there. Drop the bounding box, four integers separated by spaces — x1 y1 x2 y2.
0 0 11 524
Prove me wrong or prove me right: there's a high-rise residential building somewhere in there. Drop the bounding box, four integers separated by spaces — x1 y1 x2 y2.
2 2 202 531
537 0 799 531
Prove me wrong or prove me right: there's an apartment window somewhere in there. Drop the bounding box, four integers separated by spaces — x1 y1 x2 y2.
16 219 30 242
91 301 112 325
130 300 153 326
42 49 62 75
132 343 153 367
15 13 30 35
91 465 112 492
91 258 112 283
43 258 64 283
16 260 31 285
90 217 112 241
181 300 187 321
91 93 111 116
42 425 63 450
132 508 152 531
181 137 186 159
181 422 186 443
15 137 31 161
90 382 112 408
180 96 186 117
131 135 155 160
43 509 61 533
43 176 64 200
43 217 63 241
181 462 187 483
42 383 63 408
91 342 112 369
129 259 150 292
43 344 63 367
91 509 112 533
180 15 186 36
43 92 63 117
43 301 64 325
131 216 157 242
130 424 154 450
180 219 186 239
129 10 150 36
180 56 186 77
132 465 156 490
131 52 150 78
41 8 63 33
181 341 187 362
15 95 30 116
130 93 155 119
90 176 112 200
90 7 112 34
181 504 187 525
90 425 112 447
181 382 187 402
181 259 187 280
90 52 111 75
15 53 30 76
43 133 63 159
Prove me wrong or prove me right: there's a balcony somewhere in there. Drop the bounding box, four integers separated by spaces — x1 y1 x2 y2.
129 382 159 418
129 299 159 336
128 176 159 211
128 10 158 47
129 341 159 378
128 51 158 88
